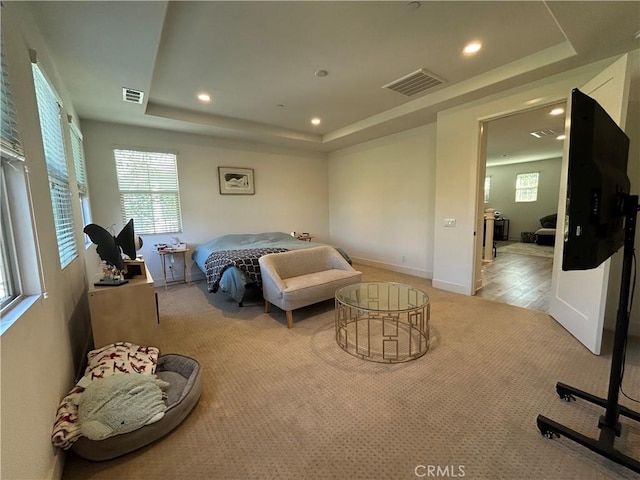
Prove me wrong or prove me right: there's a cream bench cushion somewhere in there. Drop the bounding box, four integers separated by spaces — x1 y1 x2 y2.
259 246 362 328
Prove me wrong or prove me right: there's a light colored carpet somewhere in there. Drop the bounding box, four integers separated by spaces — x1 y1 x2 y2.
497 242 554 258
62 264 639 480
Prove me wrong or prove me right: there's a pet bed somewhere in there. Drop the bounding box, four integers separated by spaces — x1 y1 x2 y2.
71 354 202 461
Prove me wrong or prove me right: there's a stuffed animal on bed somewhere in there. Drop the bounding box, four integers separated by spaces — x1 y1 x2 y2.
78 374 169 441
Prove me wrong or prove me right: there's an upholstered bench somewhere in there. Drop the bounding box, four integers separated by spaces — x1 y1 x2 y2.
259 246 362 328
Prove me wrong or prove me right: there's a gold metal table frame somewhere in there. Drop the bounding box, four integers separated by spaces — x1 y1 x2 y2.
335 282 430 363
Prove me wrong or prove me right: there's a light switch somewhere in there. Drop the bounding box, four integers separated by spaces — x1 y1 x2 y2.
444 218 456 227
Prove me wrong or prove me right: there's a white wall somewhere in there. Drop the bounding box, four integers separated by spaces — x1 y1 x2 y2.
433 52 639 337
81 121 329 283
625 96 640 336
433 59 617 295
485 158 562 240
1 4 92 480
328 124 437 278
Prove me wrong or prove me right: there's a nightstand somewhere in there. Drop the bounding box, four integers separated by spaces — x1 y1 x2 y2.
157 248 190 289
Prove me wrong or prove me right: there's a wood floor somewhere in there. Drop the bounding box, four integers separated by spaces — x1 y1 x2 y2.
475 242 553 312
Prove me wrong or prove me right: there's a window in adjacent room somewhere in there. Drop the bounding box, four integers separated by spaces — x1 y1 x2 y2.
515 172 539 203
113 148 182 234
32 60 78 268
69 122 92 245
484 176 491 203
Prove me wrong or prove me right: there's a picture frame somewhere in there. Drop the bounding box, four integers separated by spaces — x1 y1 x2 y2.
218 167 255 195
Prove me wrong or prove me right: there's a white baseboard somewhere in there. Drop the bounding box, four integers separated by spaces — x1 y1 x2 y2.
350 257 431 279
432 278 471 295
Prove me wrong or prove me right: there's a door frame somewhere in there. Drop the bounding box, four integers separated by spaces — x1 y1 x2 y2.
472 101 566 294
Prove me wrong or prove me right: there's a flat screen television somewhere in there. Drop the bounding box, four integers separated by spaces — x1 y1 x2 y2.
562 88 630 271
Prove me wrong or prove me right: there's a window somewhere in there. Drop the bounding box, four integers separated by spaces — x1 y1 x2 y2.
32 62 78 268
1 40 24 310
113 149 182 234
69 123 92 243
484 176 491 203
515 172 539 203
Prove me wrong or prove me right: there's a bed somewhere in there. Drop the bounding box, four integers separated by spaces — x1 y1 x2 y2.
192 232 353 305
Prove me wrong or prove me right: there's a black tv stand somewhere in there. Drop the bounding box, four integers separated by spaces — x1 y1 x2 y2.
536 194 640 474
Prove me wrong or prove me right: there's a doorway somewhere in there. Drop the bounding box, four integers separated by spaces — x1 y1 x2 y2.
474 102 566 311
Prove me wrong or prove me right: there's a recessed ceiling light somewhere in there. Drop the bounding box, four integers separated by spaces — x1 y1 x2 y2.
315 70 329 78
197 93 211 103
311 117 321 126
550 108 564 116
407 1 421 10
463 42 482 55
556 135 566 140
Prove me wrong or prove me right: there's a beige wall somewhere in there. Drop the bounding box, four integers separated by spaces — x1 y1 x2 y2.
81 121 329 283
2 4 639 479
625 97 640 336
328 124 437 278
485 158 562 240
1 4 92 480
433 59 616 295
433 52 639 336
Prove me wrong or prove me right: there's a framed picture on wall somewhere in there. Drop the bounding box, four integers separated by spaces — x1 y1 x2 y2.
218 167 255 195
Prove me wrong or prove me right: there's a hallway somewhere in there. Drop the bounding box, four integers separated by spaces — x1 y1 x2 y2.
476 243 553 312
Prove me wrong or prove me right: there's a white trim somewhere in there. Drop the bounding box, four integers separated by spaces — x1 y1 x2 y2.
350 256 431 279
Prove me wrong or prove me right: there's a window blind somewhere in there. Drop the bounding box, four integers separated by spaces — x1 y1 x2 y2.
32 63 78 268
515 172 539 203
69 125 87 194
114 149 182 235
0 42 24 161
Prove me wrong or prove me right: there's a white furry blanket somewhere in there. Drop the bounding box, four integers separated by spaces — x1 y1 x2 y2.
78 374 169 441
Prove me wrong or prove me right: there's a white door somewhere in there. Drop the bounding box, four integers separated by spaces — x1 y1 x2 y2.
549 54 631 354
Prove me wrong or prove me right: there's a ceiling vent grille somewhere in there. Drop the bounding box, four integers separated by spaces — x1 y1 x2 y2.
122 87 144 104
382 68 444 97
529 129 558 138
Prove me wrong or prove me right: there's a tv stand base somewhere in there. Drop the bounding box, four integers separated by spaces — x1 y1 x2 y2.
536 381 640 473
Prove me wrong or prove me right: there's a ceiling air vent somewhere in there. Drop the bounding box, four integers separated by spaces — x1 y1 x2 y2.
382 68 444 97
529 129 558 139
122 87 144 104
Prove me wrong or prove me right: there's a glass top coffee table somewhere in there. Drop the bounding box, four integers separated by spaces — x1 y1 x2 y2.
335 282 430 363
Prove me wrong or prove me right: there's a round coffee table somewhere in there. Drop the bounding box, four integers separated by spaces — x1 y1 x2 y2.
335 282 430 363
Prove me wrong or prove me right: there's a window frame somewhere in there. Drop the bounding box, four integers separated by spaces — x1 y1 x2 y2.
1 39 24 311
1 39 44 329
0 168 21 310
69 121 92 246
484 176 491 204
113 148 182 235
32 61 78 268
515 172 539 203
